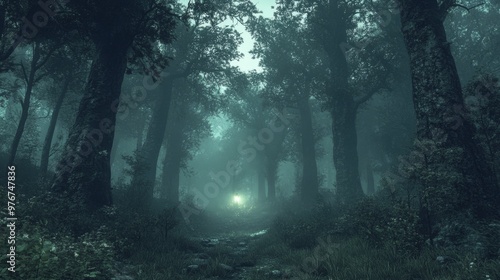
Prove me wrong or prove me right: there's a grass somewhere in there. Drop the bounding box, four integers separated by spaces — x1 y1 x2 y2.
246 232 500 280
11 190 498 280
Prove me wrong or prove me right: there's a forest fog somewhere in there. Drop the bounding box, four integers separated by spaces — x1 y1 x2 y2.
0 0 499 279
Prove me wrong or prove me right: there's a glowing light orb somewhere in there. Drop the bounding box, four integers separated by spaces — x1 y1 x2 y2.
233 195 242 205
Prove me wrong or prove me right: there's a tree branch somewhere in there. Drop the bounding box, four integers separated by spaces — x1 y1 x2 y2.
451 2 485 12
354 90 377 107
439 1 485 21
34 44 60 71
20 62 29 84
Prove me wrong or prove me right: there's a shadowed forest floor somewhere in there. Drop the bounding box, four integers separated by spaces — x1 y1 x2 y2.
1 187 500 280
115 203 500 280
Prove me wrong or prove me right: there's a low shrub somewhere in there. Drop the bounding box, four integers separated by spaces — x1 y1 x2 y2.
0 226 115 279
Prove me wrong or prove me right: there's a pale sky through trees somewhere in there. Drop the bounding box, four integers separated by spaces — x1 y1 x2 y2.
180 0 276 72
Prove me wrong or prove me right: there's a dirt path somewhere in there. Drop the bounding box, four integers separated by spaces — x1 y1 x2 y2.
182 207 300 279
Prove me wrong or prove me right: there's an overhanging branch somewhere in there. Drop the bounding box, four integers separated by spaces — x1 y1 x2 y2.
450 2 485 12
439 1 485 21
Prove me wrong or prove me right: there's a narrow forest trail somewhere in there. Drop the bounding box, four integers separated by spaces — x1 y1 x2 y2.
112 205 317 280
180 206 304 279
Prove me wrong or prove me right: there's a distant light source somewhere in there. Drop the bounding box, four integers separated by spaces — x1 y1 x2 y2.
233 195 242 204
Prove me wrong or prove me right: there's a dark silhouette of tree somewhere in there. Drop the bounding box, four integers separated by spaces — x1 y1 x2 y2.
39 45 89 178
397 0 499 218
50 0 177 212
225 74 290 202
129 1 256 209
249 15 323 203
7 41 61 166
160 77 213 204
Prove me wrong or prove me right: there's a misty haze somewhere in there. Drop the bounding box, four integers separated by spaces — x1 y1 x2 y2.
0 0 499 279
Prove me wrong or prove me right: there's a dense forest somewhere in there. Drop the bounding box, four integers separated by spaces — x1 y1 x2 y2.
0 0 499 279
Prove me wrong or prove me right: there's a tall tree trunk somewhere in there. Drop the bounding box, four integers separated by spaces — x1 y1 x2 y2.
110 136 120 166
136 117 145 152
132 112 147 153
161 149 181 204
265 124 288 201
266 159 278 201
40 78 69 178
161 119 182 204
321 1 364 204
298 95 319 202
7 44 39 165
365 161 375 195
331 104 364 203
130 79 174 207
257 165 266 203
51 36 131 211
399 0 499 217
0 4 5 38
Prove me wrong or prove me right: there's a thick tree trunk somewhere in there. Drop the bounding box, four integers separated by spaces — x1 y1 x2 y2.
0 4 5 38
161 149 181 204
7 45 39 166
365 161 375 195
40 78 69 178
264 123 287 201
298 95 319 202
161 120 182 204
321 1 364 204
130 79 174 207
110 136 120 166
51 36 131 211
399 0 499 217
331 98 364 203
136 118 145 151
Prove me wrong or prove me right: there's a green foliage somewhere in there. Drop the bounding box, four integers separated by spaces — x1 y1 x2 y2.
347 197 390 244
345 197 423 254
385 202 424 253
252 225 500 280
271 198 329 249
464 72 500 185
98 205 181 258
122 151 155 209
0 226 115 280
270 195 423 253
396 138 462 212
23 191 88 234
314 238 500 280
379 137 467 242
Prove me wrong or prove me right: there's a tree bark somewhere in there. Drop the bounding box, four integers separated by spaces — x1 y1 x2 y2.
135 116 145 152
40 78 69 178
161 118 182 204
0 4 5 38
298 95 319 202
51 35 131 211
264 121 287 201
110 136 120 166
320 1 364 204
365 161 375 195
130 78 174 207
161 149 181 204
399 0 499 217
